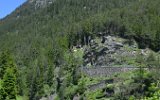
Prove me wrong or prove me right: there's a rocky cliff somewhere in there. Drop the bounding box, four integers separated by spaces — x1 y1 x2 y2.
83 34 150 67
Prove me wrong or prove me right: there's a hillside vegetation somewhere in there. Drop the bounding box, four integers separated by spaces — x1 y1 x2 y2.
0 0 160 100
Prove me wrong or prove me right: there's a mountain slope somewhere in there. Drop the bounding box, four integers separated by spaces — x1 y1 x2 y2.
0 0 160 99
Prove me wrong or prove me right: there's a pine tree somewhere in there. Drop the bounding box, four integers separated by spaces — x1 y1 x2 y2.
0 51 18 100
29 60 45 99
146 52 156 68
46 64 55 86
136 51 145 79
0 80 5 100
0 51 12 79
2 68 17 99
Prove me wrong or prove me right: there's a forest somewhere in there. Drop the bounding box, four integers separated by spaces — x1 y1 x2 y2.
0 0 160 99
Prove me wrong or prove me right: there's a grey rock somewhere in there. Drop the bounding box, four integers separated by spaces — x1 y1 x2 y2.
40 93 56 100
113 42 123 47
88 79 113 91
73 95 80 100
29 0 54 9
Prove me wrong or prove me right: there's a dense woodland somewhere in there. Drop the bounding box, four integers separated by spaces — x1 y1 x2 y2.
0 0 160 99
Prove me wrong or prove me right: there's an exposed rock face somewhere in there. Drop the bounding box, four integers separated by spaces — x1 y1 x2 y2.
83 35 127 66
82 34 147 67
29 0 54 9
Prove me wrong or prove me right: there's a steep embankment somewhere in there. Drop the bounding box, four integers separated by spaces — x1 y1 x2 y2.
72 34 159 100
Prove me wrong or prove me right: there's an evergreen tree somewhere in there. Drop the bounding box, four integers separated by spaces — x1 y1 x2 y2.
155 32 160 51
2 68 17 100
0 51 18 100
136 51 145 79
146 52 156 68
0 51 13 78
0 80 5 100
46 64 55 86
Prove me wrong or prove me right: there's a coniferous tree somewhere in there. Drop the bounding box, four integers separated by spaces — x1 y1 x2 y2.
2 68 17 100
146 52 156 68
155 33 160 51
0 51 13 79
46 64 55 87
0 51 18 100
